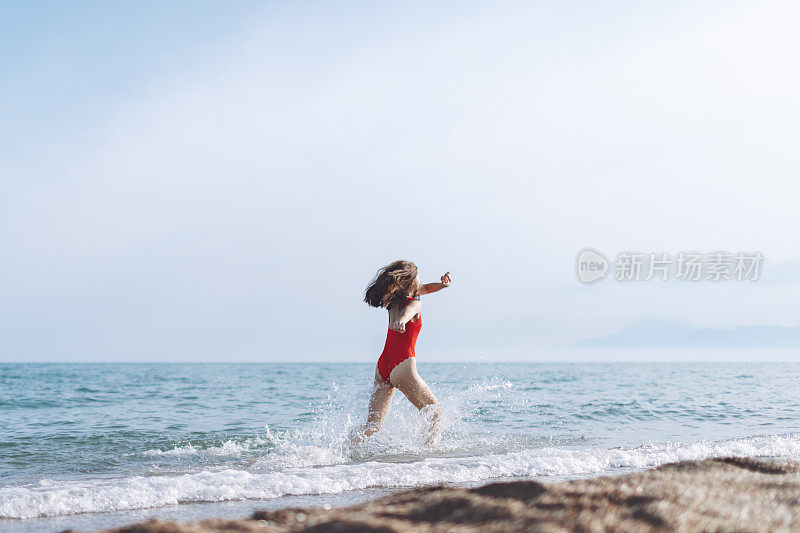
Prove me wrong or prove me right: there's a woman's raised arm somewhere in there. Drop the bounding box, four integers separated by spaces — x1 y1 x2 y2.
417 271 452 296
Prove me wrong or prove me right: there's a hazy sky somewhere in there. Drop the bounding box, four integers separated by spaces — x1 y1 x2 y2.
2 1 799 362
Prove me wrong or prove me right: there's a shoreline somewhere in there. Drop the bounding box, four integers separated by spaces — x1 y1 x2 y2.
97 457 800 532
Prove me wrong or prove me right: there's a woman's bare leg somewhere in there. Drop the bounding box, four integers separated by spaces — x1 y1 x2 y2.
389 358 441 444
351 366 395 443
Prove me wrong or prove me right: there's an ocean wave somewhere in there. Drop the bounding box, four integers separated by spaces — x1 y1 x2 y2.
141 436 272 457
3 433 800 519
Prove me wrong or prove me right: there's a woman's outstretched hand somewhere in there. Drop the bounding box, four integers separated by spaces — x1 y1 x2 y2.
417 274 451 296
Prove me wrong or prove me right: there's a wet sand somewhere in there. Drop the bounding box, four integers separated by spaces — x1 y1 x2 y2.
98 457 800 532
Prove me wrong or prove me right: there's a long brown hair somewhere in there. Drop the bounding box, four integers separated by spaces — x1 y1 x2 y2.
364 260 419 309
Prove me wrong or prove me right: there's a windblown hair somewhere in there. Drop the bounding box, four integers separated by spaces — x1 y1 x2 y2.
364 260 419 309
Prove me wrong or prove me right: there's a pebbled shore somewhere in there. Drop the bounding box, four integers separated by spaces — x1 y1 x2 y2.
98 457 800 532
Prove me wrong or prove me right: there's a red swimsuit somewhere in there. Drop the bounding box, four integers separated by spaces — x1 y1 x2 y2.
377 297 422 384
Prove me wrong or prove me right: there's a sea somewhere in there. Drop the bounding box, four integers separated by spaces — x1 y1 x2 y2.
2 361 800 532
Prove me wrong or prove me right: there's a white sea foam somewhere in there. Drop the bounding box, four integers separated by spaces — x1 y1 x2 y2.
3 433 800 519
141 436 271 457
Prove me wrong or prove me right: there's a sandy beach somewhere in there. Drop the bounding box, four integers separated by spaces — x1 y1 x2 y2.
98 457 800 532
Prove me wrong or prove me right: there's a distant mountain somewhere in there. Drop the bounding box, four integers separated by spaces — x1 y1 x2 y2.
574 317 800 349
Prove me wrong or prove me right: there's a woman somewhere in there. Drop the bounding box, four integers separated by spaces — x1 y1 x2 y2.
353 260 451 444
